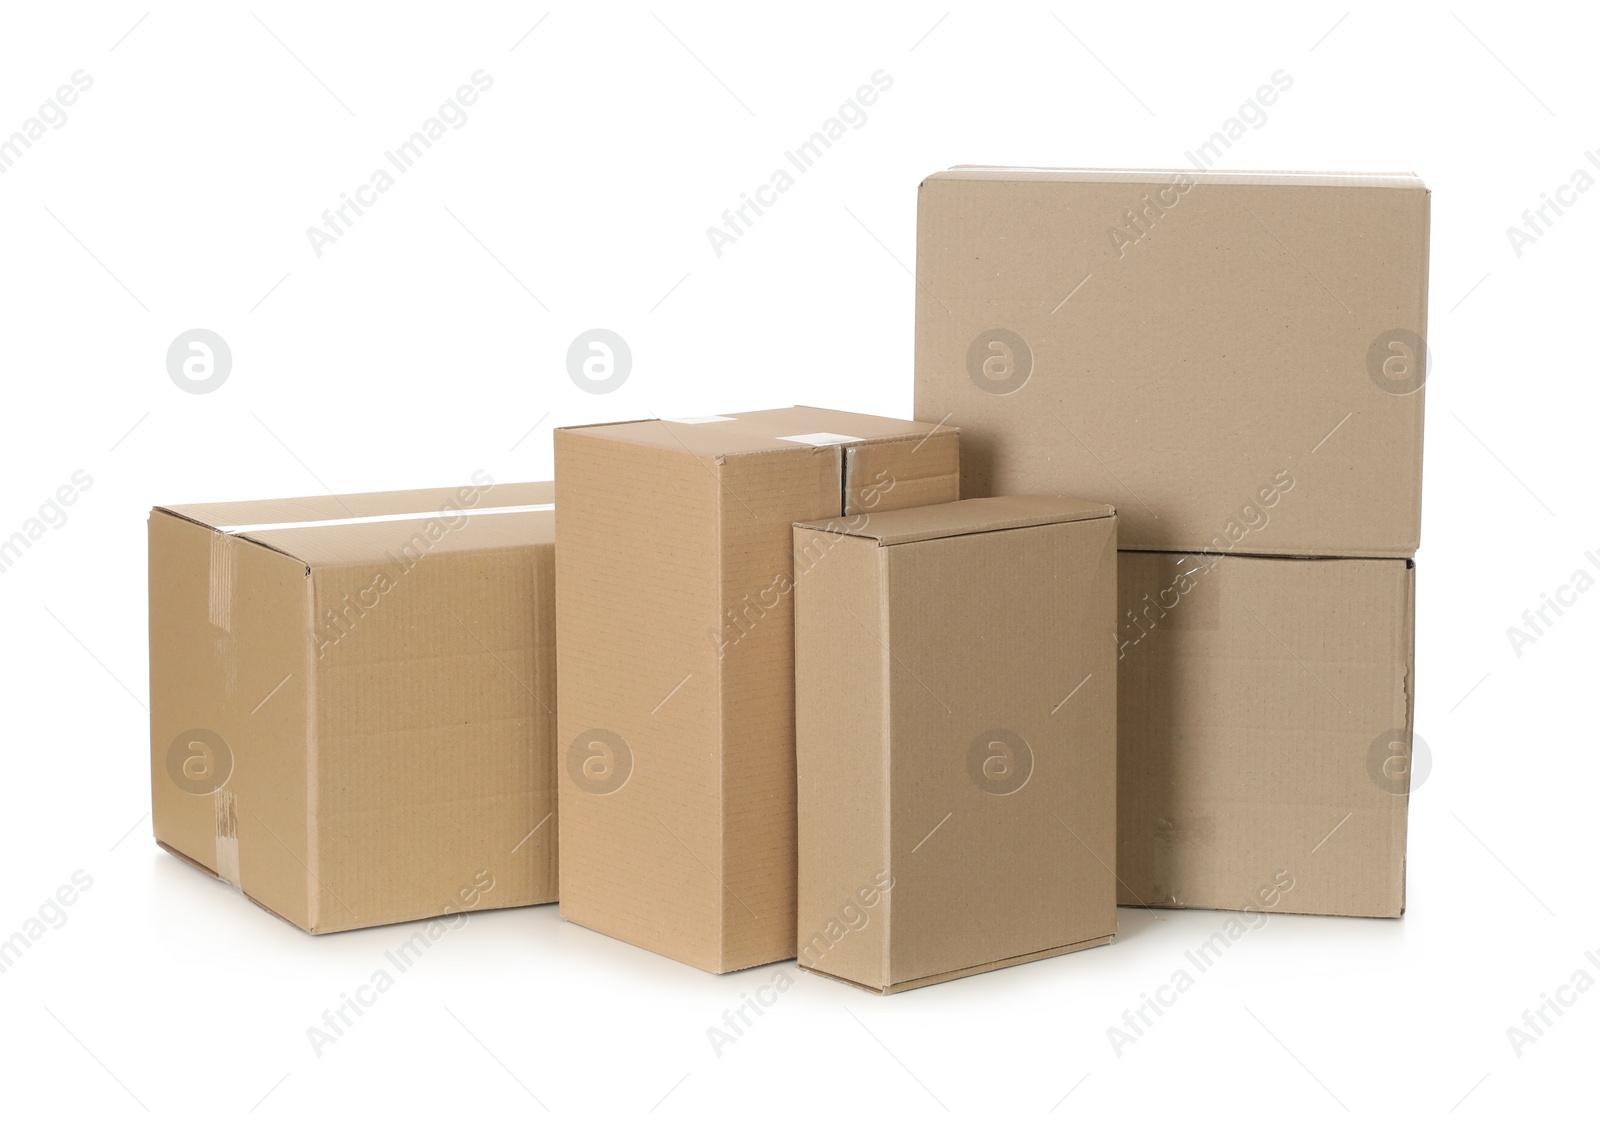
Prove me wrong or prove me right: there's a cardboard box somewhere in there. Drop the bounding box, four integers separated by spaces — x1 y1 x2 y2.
794 496 1118 993
1116 551 1415 918
149 480 557 933
554 407 959 973
915 166 1430 557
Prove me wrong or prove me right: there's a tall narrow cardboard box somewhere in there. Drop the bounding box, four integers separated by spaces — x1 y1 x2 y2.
794 496 1118 993
555 407 959 972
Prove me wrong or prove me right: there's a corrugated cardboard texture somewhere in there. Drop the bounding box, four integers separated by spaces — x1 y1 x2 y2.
555 408 959 973
795 497 1118 993
1116 551 1415 918
150 515 313 926
915 167 1429 557
149 482 557 933
800 493 1114 546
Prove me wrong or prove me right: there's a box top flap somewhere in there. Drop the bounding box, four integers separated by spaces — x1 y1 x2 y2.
798 494 1113 546
930 165 1426 190
555 406 953 458
153 481 554 565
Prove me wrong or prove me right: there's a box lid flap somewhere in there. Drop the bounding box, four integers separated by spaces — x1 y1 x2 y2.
798 494 1113 546
931 165 1426 189
556 406 953 458
153 481 554 565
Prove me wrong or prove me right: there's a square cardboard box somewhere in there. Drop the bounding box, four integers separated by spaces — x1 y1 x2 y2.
149 480 557 933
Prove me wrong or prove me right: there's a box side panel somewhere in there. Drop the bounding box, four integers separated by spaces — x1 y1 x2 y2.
149 511 312 929
716 447 844 969
1116 553 1412 917
1410 189 1431 552
555 432 727 971
1393 561 1416 914
308 540 555 933
794 529 892 988
842 430 960 516
884 517 1119 984
914 176 1427 557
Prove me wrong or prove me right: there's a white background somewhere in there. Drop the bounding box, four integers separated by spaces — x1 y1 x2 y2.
0 2 1592 1119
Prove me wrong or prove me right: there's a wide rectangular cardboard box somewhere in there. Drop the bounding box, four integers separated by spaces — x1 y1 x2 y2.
915 166 1430 557
795 496 1118 993
149 480 558 933
555 407 959 973
1117 551 1416 918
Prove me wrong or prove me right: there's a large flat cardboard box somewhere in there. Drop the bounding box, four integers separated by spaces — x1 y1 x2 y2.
149 481 557 933
794 496 1118 993
915 166 1430 557
1117 551 1415 918
555 407 959 973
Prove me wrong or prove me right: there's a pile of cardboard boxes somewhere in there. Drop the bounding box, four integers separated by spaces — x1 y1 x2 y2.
149 167 1427 992
915 167 1427 922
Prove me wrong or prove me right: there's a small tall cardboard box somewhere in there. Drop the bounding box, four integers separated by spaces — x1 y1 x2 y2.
915 166 1429 557
555 407 959 973
794 496 1118 993
149 481 557 934
1117 552 1416 918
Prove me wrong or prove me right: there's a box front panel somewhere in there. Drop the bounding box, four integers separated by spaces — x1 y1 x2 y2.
716 448 847 969
310 541 555 933
556 434 729 970
884 518 1118 984
915 175 1427 556
1117 552 1414 917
